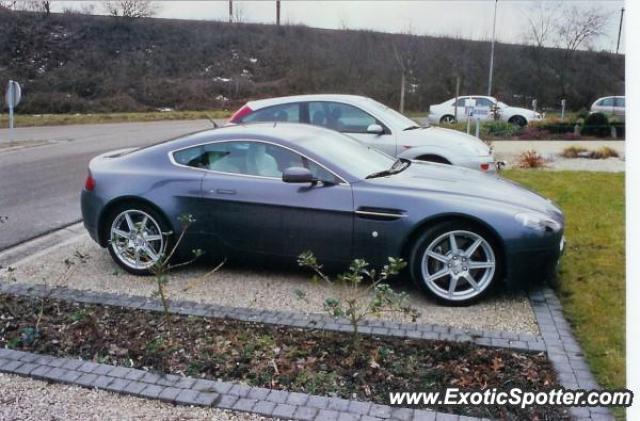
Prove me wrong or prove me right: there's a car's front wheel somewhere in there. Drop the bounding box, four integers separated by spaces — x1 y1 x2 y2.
508 115 527 127
410 221 501 305
106 204 170 275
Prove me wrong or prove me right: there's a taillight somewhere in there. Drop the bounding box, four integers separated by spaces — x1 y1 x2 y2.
229 104 253 123
480 163 491 171
85 171 95 191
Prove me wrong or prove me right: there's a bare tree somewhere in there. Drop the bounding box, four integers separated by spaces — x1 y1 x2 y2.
232 1 244 23
523 2 561 48
10 0 50 14
0 1 16 10
555 5 609 52
554 5 610 98
104 0 157 18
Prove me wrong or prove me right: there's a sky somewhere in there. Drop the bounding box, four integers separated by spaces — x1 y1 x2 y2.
50 1 625 52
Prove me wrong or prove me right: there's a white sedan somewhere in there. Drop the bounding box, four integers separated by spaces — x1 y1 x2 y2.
590 96 625 121
229 94 497 173
428 95 543 127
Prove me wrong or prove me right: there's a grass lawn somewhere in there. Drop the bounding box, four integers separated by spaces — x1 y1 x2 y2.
503 170 625 395
1 109 231 128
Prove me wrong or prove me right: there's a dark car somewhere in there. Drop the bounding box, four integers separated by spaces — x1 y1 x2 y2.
81 123 564 304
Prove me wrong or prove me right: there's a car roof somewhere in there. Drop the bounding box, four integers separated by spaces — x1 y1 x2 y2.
246 94 374 109
136 122 366 182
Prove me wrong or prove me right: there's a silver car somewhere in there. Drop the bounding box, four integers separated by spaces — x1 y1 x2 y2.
590 96 625 121
229 95 497 173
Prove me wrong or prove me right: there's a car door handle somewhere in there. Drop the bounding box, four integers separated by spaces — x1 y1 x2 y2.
211 188 236 195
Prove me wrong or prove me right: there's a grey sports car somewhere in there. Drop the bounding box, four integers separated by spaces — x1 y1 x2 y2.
81 123 564 304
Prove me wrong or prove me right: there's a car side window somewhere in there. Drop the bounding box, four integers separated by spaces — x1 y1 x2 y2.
454 98 467 107
173 142 340 183
308 102 377 133
475 98 495 107
598 98 614 107
242 103 301 123
614 97 625 107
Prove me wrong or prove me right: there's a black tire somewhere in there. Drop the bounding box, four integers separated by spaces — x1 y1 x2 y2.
416 155 451 165
508 115 527 127
105 202 172 276
409 220 502 306
440 115 456 124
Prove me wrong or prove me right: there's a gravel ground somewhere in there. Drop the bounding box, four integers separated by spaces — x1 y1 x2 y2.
491 140 625 173
1 234 539 335
0 373 272 421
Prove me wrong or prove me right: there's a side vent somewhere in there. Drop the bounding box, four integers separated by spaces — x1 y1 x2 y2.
355 207 406 221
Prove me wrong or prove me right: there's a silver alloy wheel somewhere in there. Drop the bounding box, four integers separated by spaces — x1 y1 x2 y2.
441 115 456 124
109 209 165 270
421 230 496 301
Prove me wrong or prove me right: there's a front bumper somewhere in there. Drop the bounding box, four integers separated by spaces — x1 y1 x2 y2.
454 155 498 174
504 231 565 287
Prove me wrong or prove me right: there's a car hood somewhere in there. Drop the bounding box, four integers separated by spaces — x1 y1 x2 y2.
402 126 491 156
363 161 562 219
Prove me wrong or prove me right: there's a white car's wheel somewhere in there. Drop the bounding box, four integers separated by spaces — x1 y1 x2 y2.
440 115 456 124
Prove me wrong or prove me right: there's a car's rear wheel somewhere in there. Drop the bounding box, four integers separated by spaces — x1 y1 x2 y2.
440 115 456 124
106 204 170 275
410 221 501 305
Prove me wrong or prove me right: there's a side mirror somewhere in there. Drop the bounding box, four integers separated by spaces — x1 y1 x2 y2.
282 167 315 184
366 124 384 135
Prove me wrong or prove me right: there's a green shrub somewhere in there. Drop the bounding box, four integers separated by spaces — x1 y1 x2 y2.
582 113 610 137
483 120 521 137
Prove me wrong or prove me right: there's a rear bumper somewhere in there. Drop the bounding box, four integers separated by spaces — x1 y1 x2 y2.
81 189 104 245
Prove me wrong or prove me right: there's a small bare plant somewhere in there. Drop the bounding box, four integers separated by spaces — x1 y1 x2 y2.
561 146 588 158
589 146 619 160
516 150 547 168
296 251 419 348
148 214 215 317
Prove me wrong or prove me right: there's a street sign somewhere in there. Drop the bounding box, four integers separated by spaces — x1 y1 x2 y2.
473 106 491 118
5 80 21 109
4 80 21 133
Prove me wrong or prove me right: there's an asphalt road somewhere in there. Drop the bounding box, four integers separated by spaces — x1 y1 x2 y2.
0 120 213 251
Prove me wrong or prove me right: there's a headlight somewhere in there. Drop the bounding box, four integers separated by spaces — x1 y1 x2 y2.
515 212 562 232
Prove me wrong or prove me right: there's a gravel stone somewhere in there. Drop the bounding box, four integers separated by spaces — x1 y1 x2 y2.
5 234 540 335
0 372 272 420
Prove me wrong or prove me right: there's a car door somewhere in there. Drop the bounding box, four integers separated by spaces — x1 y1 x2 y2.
472 97 495 121
197 140 354 261
307 101 397 156
614 97 625 120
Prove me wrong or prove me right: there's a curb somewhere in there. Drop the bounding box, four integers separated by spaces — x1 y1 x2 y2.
528 288 614 421
0 347 463 421
0 281 546 354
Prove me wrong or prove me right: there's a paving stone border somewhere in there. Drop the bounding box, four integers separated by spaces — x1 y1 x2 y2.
528 288 614 421
0 280 616 420
0 280 545 353
0 347 470 421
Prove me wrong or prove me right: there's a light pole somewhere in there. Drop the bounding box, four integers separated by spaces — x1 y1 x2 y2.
616 7 624 54
487 0 498 96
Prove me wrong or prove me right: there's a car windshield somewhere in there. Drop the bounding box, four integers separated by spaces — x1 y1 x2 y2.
301 132 396 180
366 98 428 129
